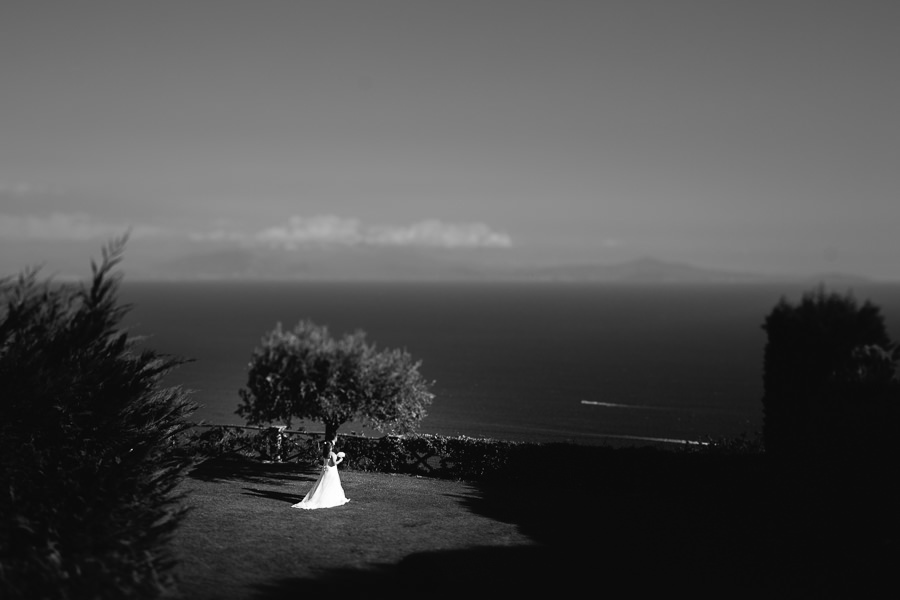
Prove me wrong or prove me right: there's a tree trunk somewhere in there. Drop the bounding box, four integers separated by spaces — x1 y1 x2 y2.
324 421 339 442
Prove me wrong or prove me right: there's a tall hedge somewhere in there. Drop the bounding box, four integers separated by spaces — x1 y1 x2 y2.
0 239 197 599
761 287 895 458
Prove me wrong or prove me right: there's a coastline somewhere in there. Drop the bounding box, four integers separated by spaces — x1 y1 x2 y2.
125 281 801 447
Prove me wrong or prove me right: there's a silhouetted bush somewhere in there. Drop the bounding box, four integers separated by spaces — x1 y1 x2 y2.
0 239 197 599
761 286 898 460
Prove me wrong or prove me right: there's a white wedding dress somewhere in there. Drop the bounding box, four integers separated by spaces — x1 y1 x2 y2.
292 452 349 510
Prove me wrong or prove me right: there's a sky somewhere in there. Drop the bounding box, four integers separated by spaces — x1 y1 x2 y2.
1 0 899 280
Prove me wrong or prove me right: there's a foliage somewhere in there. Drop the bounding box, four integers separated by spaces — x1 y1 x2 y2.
185 427 523 480
760 286 898 458
0 238 198 599
335 434 522 480
183 426 319 464
196 427 741 484
236 320 434 439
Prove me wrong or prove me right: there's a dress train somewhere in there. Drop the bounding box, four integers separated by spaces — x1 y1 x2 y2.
292 453 349 510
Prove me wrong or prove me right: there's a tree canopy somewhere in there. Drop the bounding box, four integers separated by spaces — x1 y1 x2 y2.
760 286 898 457
237 320 434 440
762 286 890 397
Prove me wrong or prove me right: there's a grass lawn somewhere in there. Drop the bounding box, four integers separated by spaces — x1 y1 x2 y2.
173 456 533 598
173 450 897 598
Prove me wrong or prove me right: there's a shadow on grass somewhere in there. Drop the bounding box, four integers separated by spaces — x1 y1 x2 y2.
241 487 303 504
248 445 898 597
188 452 319 485
250 546 596 597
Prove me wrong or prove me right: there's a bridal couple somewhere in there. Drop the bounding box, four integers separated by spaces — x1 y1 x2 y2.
292 435 350 510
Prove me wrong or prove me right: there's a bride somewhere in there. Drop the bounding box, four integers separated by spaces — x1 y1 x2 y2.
292 436 350 510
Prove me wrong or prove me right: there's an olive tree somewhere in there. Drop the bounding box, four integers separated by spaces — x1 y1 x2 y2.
236 320 434 440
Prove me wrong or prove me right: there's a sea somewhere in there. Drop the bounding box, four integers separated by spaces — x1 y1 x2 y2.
118 280 900 447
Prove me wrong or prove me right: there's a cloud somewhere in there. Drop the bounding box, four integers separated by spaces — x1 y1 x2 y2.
1 212 513 252
192 215 513 250
0 182 46 196
368 219 513 248
257 215 365 248
0 212 169 242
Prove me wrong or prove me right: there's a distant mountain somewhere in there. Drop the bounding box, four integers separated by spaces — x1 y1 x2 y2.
797 271 874 286
509 257 768 284
145 246 876 285
151 244 504 281
509 258 878 285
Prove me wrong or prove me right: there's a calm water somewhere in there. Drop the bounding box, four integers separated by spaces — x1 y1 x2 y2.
119 281 900 446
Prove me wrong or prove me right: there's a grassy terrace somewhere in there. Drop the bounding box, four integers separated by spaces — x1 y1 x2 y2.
172 445 896 598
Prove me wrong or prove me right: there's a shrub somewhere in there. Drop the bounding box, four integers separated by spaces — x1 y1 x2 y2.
761 286 897 458
0 239 197 599
184 425 319 464
334 434 520 480
237 320 434 440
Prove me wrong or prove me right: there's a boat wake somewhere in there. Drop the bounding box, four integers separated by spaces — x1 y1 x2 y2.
580 400 673 411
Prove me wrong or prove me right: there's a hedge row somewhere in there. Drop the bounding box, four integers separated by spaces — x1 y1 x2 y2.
186 427 524 480
185 426 759 483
